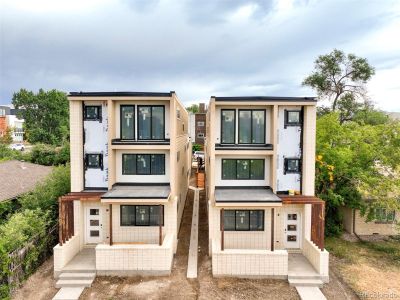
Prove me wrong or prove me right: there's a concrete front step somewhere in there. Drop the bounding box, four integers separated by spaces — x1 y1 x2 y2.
288 274 323 280
296 286 327 300
56 279 93 288
289 278 324 288
59 272 96 280
52 287 85 300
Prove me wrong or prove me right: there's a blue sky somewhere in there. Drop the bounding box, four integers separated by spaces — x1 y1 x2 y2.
0 0 399 111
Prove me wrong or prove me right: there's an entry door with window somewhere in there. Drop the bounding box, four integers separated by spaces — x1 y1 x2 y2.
85 207 102 244
284 212 301 249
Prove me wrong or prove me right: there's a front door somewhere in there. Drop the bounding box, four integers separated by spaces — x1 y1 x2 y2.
284 212 301 249
85 206 102 244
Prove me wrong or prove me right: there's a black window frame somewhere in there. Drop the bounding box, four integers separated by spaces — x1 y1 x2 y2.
284 158 301 174
222 209 264 231
85 153 103 170
284 110 302 128
238 109 266 144
120 105 135 140
84 105 102 122
221 159 265 180
120 205 164 226
137 105 165 140
122 153 166 175
220 109 236 144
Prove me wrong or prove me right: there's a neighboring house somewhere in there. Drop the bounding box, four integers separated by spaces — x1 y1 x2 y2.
205 96 329 284
54 92 191 278
341 206 399 236
0 105 25 142
0 160 52 207
188 103 207 147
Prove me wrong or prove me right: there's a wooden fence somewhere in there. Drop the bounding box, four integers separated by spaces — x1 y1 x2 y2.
7 224 58 295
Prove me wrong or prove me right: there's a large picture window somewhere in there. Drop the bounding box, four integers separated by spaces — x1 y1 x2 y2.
120 205 164 226
221 110 235 144
122 154 165 175
138 106 165 140
222 159 264 180
238 110 265 144
223 210 264 231
120 105 135 139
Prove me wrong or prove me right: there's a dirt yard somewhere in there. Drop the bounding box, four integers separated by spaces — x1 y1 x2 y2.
13 171 360 300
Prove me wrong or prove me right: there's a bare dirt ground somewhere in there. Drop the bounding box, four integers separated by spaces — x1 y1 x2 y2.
12 171 359 300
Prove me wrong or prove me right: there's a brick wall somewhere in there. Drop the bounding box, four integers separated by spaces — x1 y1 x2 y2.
0 116 7 137
195 113 206 145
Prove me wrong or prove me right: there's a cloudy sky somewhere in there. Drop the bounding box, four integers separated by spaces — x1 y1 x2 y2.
1 0 399 111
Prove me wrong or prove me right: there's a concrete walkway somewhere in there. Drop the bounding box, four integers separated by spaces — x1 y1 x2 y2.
296 286 327 300
187 186 201 278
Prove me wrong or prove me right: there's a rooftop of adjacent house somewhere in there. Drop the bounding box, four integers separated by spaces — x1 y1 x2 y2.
0 160 52 202
68 91 174 97
102 184 171 199
213 96 317 102
215 187 282 203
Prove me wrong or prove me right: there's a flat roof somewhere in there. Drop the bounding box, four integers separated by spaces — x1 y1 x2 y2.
0 160 52 202
101 184 171 199
68 91 174 97
215 187 282 203
213 96 317 102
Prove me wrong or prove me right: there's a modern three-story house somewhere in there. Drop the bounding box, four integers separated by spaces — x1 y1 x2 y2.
205 96 329 284
54 91 191 278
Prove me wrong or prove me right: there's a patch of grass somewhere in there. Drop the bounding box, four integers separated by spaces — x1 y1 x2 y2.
360 240 400 263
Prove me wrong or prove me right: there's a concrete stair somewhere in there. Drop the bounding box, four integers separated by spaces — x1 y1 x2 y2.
289 278 324 288
53 272 96 300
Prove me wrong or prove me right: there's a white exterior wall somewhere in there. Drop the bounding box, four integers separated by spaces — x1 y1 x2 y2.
53 235 81 276
84 101 108 188
302 239 329 282
214 106 272 144
214 155 271 187
7 115 24 142
114 101 170 140
276 106 302 192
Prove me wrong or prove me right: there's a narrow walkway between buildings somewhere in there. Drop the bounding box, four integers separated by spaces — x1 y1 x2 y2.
187 186 201 278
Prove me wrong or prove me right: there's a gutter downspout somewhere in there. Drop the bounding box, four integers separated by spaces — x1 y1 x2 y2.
352 208 361 240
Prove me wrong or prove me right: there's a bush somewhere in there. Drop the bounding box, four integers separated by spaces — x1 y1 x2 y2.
0 144 30 163
19 165 70 220
192 143 202 152
30 143 70 166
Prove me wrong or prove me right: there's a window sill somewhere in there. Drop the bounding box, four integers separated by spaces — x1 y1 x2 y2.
112 139 170 145
215 143 273 150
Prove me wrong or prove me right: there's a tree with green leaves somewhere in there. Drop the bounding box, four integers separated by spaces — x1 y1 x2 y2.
303 49 375 122
12 89 69 145
186 104 199 114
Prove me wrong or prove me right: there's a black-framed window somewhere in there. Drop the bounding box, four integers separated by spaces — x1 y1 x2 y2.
85 153 103 170
138 106 165 140
221 109 235 144
284 110 302 127
238 109 265 144
222 159 264 180
120 205 164 226
374 208 396 223
120 105 135 139
223 210 264 231
284 158 301 174
84 106 102 121
122 154 165 175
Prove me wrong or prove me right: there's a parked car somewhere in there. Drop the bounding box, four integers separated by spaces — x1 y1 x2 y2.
10 143 25 151
193 151 204 160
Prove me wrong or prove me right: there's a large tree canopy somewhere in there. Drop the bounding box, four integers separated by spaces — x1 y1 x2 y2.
303 49 375 112
12 89 69 145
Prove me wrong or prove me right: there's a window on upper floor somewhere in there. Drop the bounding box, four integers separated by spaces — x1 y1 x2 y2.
284 110 302 127
238 110 265 144
197 132 205 138
84 106 102 121
85 153 103 170
138 106 165 140
122 154 165 175
284 158 301 174
221 109 235 144
222 159 264 180
120 105 135 140
120 205 164 226
223 210 264 231
197 121 204 127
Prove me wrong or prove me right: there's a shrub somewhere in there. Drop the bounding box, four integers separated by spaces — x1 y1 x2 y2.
30 143 70 166
192 143 202 152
